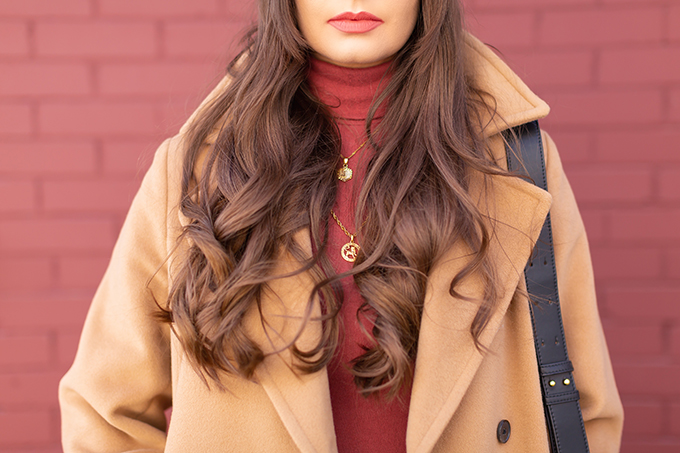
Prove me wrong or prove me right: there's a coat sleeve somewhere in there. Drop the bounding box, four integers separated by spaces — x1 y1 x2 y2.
59 137 178 452
543 130 624 452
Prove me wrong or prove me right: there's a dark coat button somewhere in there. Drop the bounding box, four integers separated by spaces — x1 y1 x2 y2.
497 419 511 443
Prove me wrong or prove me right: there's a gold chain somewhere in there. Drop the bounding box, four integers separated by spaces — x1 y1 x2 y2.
330 209 354 238
330 209 362 263
337 139 368 182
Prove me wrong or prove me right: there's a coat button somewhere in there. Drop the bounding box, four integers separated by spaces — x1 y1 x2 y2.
497 419 511 443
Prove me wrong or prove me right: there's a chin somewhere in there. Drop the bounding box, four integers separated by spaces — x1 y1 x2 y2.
319 51 393 68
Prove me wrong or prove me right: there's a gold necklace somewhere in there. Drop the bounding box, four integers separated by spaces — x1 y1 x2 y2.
337 139 368 182
330 209 361 263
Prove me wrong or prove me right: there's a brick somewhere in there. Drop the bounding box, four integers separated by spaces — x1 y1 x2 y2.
473 0 591 6
671 89 680 122
670 327 680 360
223 0 257 20
601 47 680 84
659 168 680 201
545 90 662 126
0 410 51 446
619 402 662 435
596 129 680 162
36 22 156 57
0 141 96 175
0 63 91 97
0 334 51 366
671 7 680 42
0 21 29 56
165 21 248 57
668 249 680 279
57 331 80 366
602 321 662 356
0 103 31 136
504 50 593 87
567 167 652 203
102 140 155 175
39 102 156 136
0 257 52 290
99 62 214 95
0 219 113 252
467 12 536 49
0 295 90 328
550 132 593 165
100 0 218 16
620 442 680 453
540 7 663 46
0 0 90 16
579 209 605 242
0 180 36 213
613 364 680 395
0 448 63 453
44 179 140 212
605 287 680 318
59 255 109 288
611 209 680 241
670 402 680 435
0 372 61 405
590 247 660 280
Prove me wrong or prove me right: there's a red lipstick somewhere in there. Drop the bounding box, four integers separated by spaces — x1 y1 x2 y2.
328 11 383 33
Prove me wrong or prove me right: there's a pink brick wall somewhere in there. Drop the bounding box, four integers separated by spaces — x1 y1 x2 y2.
0 0 676 451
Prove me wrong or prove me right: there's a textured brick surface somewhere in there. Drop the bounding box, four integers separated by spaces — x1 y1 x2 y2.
620 402 663 435
0 0 90 16
601 47 680 84
540 8 664 46
0 63 91 97
36 22 157 58
99 62 214 95
0 1 678 451
43 180 140 212
0 21 29 56
99 0 219 16
546 90 663 125
0 142 96 175
567 167 652 203
0 104 31 136
39 102 157 136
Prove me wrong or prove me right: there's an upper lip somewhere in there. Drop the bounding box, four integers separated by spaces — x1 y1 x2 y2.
328 11 383 22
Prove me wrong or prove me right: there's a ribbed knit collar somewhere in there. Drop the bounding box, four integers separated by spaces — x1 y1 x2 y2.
307 57 392 121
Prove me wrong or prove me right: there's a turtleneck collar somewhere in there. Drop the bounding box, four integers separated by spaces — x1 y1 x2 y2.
307 57 392 121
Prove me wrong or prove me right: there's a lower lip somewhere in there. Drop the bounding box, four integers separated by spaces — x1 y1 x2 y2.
328 20 383 33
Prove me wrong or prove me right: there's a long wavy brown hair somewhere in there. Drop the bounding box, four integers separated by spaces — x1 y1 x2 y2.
162 0 509 398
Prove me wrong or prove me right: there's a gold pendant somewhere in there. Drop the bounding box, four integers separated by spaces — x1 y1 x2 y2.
337 158 353 182
341 241 360 263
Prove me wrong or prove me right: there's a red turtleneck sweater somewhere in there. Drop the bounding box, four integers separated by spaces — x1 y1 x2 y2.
307 58 411 453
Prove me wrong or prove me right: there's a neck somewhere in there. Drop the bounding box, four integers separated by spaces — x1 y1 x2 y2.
306 57 392 121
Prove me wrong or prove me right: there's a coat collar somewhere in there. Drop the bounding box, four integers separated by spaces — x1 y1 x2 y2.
178 32 552 453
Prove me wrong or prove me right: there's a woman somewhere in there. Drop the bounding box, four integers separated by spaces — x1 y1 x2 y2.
59 0 624 451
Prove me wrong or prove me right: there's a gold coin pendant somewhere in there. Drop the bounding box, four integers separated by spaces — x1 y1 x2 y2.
341 242 360 263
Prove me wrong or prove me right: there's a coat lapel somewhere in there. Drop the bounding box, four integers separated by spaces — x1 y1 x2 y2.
406 173 552 453
245 229 339 453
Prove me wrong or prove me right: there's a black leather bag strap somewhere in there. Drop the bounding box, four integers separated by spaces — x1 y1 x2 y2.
504 121 590 453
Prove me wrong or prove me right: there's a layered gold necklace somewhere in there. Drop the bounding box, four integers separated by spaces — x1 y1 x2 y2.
331 139 370 262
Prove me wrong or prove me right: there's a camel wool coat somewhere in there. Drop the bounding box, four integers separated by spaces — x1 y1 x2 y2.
59 34 624 452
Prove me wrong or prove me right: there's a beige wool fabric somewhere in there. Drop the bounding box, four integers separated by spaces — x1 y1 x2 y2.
59 34 624 452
